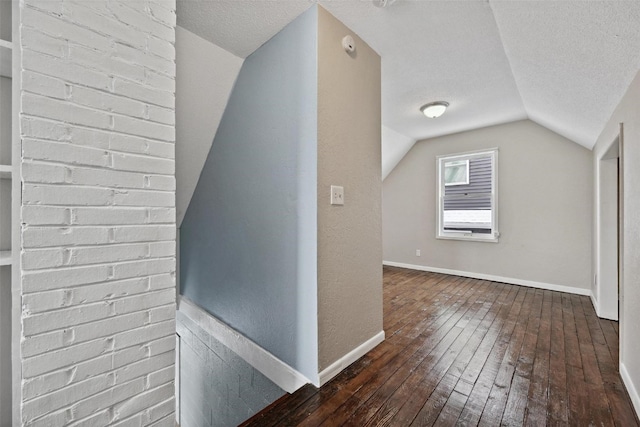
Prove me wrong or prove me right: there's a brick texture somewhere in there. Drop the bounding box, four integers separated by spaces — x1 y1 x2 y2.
18 1 176 425
176 312 285 427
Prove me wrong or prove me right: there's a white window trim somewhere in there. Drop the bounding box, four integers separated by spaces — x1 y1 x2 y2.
436 148 499 243
444 159 469 186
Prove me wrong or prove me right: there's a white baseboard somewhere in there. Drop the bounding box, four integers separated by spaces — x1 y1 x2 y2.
590 292 600 316
318 330 385 387
598 311 619 321
589 286 620 321
177 297 310 393
590 293 619 321
620 362 640 418
383 261 591 296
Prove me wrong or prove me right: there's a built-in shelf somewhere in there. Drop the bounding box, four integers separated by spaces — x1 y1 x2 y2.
0 39 11 78
0 165 11 179
0 251 11 266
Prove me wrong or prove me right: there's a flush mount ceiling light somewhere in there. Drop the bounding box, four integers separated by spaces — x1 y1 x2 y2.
420 101 449 118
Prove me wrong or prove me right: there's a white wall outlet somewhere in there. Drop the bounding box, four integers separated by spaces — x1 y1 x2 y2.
416 249 421 256
330 185 344 205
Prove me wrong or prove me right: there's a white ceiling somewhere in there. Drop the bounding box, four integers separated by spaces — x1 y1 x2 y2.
176 0 640 150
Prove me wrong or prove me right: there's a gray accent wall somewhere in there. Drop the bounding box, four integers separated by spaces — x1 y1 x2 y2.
383 120 593 291
180 6 319 380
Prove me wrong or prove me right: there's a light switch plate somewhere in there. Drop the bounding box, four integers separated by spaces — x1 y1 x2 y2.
330 185 344 205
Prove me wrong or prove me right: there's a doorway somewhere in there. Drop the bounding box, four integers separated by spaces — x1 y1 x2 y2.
596 133 622 320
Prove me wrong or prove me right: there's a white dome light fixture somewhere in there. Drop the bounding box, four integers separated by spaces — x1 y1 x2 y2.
420 101 449 118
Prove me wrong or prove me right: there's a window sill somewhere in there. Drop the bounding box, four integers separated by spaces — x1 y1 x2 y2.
436 234 499 243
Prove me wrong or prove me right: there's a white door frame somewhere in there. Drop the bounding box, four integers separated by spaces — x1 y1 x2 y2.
595 131 621 320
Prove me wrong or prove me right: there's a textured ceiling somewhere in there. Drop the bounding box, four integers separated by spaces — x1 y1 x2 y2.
177 0 640 150
490 0 640 148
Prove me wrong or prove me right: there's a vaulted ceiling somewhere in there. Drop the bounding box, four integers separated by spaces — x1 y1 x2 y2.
177 0 640 154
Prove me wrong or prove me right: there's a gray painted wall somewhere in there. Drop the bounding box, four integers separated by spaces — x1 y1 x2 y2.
180 7 319 380
383 120 593 290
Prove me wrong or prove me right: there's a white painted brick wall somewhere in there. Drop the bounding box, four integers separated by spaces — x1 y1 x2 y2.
18 1 176 425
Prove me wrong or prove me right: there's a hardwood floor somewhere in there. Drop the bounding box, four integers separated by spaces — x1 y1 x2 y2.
242 267 639 426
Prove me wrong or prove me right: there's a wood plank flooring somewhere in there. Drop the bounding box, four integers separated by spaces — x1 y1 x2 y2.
242 267 639 426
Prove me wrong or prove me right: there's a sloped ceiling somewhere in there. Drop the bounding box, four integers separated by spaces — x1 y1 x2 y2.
382 126 415 181
491 0 640 149
177 0 640 155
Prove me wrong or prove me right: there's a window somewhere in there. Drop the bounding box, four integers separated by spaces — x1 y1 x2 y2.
444 159 469 186
437 149 498 242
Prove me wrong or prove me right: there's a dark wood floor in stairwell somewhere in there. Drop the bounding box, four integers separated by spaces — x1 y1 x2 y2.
241 266 639 427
